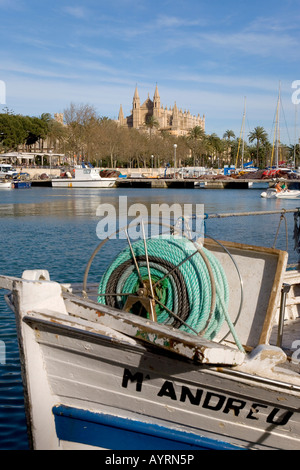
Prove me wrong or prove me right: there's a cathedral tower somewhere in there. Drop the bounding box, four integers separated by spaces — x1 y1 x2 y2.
132 85 141 129
153 84 161 121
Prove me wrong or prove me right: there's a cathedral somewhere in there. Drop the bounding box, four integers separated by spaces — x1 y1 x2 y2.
117 85 205 137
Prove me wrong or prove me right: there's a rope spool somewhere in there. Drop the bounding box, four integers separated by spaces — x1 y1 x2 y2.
98 234 229 341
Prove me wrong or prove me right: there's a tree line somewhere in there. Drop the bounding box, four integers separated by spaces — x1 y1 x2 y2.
0 104 299 169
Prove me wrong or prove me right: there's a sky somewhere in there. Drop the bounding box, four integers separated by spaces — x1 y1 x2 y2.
0 0 300 144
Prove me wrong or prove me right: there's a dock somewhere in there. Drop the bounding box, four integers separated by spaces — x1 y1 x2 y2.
27 177 300 189
115 178 275 189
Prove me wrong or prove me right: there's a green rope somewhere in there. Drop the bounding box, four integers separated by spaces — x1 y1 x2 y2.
97 235 235 342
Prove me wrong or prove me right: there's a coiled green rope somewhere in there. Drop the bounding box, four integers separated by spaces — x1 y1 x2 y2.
98 235 231 341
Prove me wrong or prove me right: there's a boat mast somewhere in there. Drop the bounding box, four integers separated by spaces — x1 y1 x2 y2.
271 83 281 169
235 97 246 169
242 98 246 169
294 105 297 170
275 82 281 169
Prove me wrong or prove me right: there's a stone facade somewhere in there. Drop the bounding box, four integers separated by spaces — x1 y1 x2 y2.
117 85 205 137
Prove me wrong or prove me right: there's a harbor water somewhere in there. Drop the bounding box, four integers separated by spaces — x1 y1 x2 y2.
0 185 299 450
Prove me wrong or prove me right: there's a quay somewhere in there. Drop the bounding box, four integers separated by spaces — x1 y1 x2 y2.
115 178 276 189
11 168 300 189
26 177 300 189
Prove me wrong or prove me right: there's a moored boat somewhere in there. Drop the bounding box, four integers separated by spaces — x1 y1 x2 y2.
13 180 31 189
1 212 300 450
52 165 117 188
0 179 13 189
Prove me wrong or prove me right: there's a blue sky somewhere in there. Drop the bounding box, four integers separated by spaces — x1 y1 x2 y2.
0 0 300 143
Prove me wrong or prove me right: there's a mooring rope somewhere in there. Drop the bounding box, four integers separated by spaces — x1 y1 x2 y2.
293 209 300 254
98 234 232 342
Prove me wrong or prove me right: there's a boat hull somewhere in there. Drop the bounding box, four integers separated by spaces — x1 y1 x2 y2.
1 236 298 451
51 178 116 188
261 189 300 199
276 190 300 199
13 308 300 451
0 181 12 189
13 181 31 189
52 406 241 450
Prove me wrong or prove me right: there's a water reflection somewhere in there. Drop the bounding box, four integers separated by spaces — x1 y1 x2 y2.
0 187 299 257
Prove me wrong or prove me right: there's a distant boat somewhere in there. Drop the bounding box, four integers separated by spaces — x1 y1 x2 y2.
13 181 31 189
260 83 299 199
261 188 300 199
52 164 117 188
0 179 13 189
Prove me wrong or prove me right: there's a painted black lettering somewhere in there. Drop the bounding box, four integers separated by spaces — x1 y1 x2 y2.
122 368 144 392
223 398 246 417
246 403 268 420
267 408 294 426
157 381 177 400
202 392 226 411
180 386 203 405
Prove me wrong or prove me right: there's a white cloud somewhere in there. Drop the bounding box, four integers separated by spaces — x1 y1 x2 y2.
200 31 297 58
63 6 89 19
0 0 23 10
155 14 203 29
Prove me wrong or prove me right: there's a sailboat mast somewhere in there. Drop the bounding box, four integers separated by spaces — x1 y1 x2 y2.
294 105 297 170
242 97 246 169
275 83 281 169
235 97 246 169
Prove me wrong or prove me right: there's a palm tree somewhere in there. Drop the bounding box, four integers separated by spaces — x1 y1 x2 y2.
187 126 206 165
289 144 300 168
223 130 235 164
145 115 159 139
248 126 268 168
207 133 225 168
189 125 205 140
223 129 235 141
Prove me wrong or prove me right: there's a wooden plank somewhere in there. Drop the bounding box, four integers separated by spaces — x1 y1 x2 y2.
63 292 245 365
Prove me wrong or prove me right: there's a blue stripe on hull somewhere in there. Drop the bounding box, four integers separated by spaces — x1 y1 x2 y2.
53 405 244 450
13 181 31 189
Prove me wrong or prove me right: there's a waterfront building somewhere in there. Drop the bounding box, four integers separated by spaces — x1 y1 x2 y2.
117 85 205 137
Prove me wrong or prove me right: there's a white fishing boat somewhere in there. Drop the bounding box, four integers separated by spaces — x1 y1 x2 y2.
1 212 300 450
52 165 117 188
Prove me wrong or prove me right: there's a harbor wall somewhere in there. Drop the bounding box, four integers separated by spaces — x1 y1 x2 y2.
18 168 61 178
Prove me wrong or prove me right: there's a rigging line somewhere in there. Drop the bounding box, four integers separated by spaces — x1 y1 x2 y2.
273 212 288 251
235 97 246 168
269 102 278 167
280 95 292 146
271 91 280 167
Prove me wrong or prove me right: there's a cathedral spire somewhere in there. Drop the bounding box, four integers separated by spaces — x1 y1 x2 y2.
154 83 160 100
118 104 124 123
132 85 141 128
153 83 161 119
133 85 139 100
